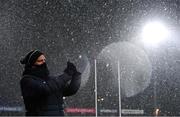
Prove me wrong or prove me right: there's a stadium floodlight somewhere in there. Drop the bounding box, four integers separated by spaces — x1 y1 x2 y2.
141 21 169 46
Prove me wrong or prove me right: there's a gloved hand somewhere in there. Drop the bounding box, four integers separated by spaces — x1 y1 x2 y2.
64 61 77 76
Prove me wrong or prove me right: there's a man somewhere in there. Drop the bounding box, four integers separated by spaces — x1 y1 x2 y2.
20 50 81 116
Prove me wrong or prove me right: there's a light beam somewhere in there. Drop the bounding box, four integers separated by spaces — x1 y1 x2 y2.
141 21 169 46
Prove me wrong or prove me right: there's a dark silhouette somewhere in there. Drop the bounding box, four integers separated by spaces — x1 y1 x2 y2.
20 50 81 116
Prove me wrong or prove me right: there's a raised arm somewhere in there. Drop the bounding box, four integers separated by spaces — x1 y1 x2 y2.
63 72 81 96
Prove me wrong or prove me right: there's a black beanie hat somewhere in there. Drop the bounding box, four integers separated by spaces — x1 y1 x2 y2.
20 50 44 66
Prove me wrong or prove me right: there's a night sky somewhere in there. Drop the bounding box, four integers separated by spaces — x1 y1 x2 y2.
0 0 180 116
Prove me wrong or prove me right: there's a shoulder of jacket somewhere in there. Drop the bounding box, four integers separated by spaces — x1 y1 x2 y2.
21 75 41 81
22 75 32 78
21 75 32 79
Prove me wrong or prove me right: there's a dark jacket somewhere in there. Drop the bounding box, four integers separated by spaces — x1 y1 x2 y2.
20 72 81 116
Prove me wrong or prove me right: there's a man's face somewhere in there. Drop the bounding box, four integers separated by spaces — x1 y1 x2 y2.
34 55 46 65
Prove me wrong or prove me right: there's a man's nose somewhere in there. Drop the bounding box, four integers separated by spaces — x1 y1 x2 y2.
42 59 46 63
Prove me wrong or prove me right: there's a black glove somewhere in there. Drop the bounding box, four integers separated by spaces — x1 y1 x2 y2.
64 61 77 76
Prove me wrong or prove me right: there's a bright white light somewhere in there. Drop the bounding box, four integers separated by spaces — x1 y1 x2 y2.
155 108 160 116
142 21 169 45
106 63 109 67
79 55 82 59
101 98 104 101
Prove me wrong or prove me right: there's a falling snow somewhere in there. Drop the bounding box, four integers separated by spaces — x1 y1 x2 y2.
0 0 180 116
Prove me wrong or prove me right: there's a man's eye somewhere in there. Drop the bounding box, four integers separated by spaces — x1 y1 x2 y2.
37 59 45 62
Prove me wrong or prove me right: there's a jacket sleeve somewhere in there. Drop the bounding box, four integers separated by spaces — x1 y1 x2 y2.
20 74 72 98
20 77 53 98
47 73 72 92
63 72 81 96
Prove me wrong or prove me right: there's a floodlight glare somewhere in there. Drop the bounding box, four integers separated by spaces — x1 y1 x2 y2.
141 21 169 45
